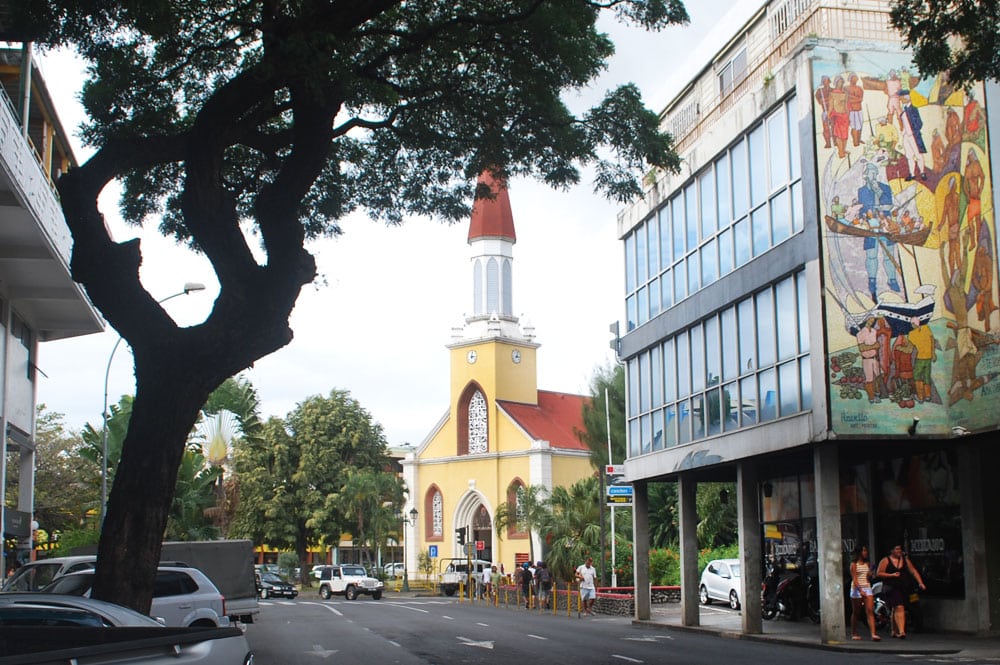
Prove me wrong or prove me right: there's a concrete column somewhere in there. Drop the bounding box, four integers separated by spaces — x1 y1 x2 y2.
737 462 762 634
678 473 699 626
958 444 989 633
814 442 846 644
633 480 651 620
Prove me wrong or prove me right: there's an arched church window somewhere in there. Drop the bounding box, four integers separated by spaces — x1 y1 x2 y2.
473 259 483 315
505 479 529 538
502 259 512 316
425 485 443 540
486 258 499 315
468 390 488 454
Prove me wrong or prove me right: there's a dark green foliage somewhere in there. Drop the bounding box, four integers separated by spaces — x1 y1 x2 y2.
890 0 1000 88
577 362 626 471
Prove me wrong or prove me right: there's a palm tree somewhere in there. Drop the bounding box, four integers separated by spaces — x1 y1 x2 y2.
536 477 606 583
493 483 549 564
332 469 405 567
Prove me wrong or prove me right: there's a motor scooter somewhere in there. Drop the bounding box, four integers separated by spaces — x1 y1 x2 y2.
871 580 922 633
761 561 804 620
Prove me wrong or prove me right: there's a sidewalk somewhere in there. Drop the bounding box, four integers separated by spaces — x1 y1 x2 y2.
638 603 1000 657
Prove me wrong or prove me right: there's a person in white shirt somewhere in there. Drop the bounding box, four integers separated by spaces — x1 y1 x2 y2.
481 565 492 600
575 556 598 616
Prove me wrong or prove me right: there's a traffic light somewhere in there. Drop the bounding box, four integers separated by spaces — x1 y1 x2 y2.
455 526 466 546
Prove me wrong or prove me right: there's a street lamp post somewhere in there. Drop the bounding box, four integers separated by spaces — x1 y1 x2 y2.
400 507 418 592
99 282 206 524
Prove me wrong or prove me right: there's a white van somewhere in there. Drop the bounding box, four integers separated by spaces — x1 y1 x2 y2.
2 556 96 592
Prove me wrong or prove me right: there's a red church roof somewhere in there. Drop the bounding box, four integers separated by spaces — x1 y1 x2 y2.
497 390 590 451
468 170 516 243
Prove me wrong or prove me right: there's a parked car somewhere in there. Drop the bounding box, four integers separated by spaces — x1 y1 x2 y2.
1 555 97 592
255 571 298 599
41 565 230 627
382 562 406 579
0 593 253 664
699 558 741 609
313 564 383 600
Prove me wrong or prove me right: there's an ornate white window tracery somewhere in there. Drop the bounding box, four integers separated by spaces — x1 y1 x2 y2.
432 491 443 536
468 390 488 454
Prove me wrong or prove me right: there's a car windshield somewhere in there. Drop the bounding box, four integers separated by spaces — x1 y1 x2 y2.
731 564 741 577
41 573 94 596
2 563 63 592
261 573 284 583
341 566 366 576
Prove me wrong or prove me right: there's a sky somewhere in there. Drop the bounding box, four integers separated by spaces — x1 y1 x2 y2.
33 0 749 447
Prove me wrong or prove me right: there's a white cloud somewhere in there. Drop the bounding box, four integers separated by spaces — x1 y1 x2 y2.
34 1 738 445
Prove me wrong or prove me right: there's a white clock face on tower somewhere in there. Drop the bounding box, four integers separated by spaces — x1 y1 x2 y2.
511 349 521 364
467 350 478 364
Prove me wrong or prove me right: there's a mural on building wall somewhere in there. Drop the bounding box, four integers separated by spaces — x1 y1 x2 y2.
814 52 998 436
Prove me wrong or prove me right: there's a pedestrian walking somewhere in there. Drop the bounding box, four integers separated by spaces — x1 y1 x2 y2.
575 556 598 616
536 561 553 609
518 562 533 608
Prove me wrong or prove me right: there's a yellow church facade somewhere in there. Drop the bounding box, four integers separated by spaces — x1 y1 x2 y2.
401 171 594 580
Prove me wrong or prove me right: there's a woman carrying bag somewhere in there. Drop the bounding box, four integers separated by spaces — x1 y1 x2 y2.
876 544 926 638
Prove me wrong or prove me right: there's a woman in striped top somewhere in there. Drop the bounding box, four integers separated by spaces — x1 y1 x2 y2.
850 545 880 641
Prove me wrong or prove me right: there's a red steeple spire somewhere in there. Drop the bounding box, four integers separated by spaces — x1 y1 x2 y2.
468 170 516 243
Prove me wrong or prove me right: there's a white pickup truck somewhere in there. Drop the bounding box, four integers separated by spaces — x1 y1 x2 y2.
438 558 492 597
313 564 383 600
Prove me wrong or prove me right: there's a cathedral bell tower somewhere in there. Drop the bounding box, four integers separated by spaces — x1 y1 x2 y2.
448 170 539 406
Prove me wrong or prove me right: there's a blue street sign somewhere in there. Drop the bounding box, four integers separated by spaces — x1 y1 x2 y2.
429 545 438 558
607 485 634 497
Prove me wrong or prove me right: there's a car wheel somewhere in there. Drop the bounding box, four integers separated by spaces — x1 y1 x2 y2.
345 585 358 600
261 588 269 599
320 585 332 600
290 591 298 599
372 591 382 600
729 590 740 610
699 585 711 605
443 587 456 597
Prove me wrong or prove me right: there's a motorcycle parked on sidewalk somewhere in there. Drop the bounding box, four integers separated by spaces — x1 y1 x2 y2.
761 561 804 620
871 580 922 633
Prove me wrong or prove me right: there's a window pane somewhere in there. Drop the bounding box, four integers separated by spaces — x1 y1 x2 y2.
705 315 721 388
678 398 692 444
759 368 777 422
701 240 718 286
731 140 748 218
672 196 685 261
800 357 813 410
674 259 687 302
741 375 758 425
661 272 673 311
757 287 776 366
628 359 639 417
779 360 799 416
664 404 678 448
771 189 791 245
685 184 698 249
663 339 677 402
625 234 636 293
677 332 691 397
687 252 700 294
629 418 640 457
637 286 648 327
691 323 705 392
636 223 648 285
691 394 706 440
700 168 717 236
751 205 770 256
721 307 739 380
797 271 810 353
776 276 797 360
738 297 756 374
749 124 767 207
641 413 652 454
649 278 661 319
648 217 660 276
767 106 789 189
734 217 751 266
717 152 731 227
639 350 650 412
651 344 663 409
652 409 664 451
723 381 739 431
659 206 671 267
791 181 803 233
627 294 637 332
787 96 800 180
719 228 734 275
706 387 722 436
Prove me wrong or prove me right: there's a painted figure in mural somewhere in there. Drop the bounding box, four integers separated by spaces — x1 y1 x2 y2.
891 333 916 401
971 240 996 332
830 77 850 158
885 69 903 129
907 316 936 403
815 75 835 149
944 107 962 153
941 176 963 276
963 150 985 251
847 73 865 147
931 129 946 173
899 91 928 181
856 317 884 403
858 162 901 300
830 195 847 221
963 90 985 145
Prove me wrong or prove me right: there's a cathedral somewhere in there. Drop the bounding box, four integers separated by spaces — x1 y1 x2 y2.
401 170 594 578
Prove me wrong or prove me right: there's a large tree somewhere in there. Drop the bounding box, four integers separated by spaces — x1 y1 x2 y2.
890 0 1000 88
577 362 626 471
30 407 99 535
6 0 687 611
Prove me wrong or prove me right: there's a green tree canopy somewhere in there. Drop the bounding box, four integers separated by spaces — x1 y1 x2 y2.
890 0 1000 89
577 362 626 471
30 407 99 535
6 0 688 611
493 482 549 564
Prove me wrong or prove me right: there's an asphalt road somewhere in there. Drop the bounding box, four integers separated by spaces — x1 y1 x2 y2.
246 595 996 665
